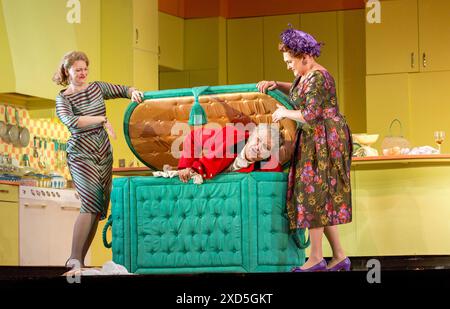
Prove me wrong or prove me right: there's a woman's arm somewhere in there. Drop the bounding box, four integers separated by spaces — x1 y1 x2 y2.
95 81 143 103
272 105 306 123
76 115 106 128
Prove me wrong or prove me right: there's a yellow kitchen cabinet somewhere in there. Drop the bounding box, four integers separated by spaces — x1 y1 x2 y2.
101 0 158 89
337 9 367 134
218 17 228 85
159 71 190 90
366 0 419 74
365 73 412 150
159 12 184 70
366 0 450 74
101 0 158 168
352 162 450 256
184 18 218 71
133 0 158 53
409 71 450 153
133 49 159 91
263 14 300 83
189 69 218 87
227 17 264 85
418 0 450 72
300 11 339 85
0 184 19 266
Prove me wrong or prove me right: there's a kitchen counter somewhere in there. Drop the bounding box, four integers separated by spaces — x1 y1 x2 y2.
352 154 450 165
112 166 153 176
112 154 450 175
113 154 450 257
0 180 20 186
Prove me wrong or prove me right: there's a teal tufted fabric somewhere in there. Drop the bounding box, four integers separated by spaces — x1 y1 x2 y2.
109 178 130 268
110 172 305 273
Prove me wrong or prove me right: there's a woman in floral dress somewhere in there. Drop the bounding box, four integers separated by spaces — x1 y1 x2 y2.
257 27 353 272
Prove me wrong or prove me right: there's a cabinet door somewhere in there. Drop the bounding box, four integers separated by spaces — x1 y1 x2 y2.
366 0 419 74
337 9 367 133
409 71 450 153
20 201 50 265
184 18 218 71
134 49 159 91
365 74 412 150
133 0 158 53
263 14 300 83
159 12 184 70
418 0 450 72
0 201 19 266
227 18 264 84
300 11 339 83
48 203 91 266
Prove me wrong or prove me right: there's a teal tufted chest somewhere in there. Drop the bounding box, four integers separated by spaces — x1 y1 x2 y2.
105 84 306 273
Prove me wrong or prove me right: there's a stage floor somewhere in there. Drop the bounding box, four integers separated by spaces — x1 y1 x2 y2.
1 256 449 291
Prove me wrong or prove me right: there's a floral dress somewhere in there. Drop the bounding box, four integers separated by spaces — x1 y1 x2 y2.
286 70 353 230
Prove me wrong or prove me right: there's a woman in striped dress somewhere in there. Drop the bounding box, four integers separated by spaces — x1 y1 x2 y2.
53 51 143 270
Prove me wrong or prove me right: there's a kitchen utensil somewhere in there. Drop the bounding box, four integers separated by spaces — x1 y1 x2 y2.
33 136 39 158
38 138 46 169
21 154 30 167
3 106 19 144
0 105 6 137
15 108 30 147
43 139 50 169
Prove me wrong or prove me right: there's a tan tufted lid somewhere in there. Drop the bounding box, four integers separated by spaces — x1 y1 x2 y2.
124 85 298 171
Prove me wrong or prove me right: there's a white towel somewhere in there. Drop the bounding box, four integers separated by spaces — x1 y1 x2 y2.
152 165 204 184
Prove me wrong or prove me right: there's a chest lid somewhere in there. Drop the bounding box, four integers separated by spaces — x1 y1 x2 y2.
124 84 297 171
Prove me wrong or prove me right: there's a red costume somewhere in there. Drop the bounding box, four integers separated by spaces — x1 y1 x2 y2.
178 125 282 179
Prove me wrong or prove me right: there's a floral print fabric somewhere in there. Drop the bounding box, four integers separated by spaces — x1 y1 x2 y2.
286 70 353 229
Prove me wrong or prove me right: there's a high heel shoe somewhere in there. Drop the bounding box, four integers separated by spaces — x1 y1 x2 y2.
65 258 82 270
327 257 351 271
291 259 327 272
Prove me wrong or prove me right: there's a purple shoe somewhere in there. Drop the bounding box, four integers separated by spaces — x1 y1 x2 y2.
291 259 327 272
327 257 351 272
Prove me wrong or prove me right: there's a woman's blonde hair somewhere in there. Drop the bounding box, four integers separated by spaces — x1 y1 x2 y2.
52 51 89 86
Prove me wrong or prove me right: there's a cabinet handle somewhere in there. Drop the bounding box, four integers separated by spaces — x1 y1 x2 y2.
61 206 79 211
423 52 427 68
24 203 46 209
0 189 9 194
411 52 415 68
135 28 139 44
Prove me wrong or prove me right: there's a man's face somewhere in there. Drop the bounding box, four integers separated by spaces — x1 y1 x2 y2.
245 129 273 162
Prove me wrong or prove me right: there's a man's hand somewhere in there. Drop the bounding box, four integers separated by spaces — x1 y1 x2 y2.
178 168 192 183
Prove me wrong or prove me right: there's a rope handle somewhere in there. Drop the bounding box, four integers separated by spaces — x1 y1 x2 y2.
388 118 404 137
102 215 113 249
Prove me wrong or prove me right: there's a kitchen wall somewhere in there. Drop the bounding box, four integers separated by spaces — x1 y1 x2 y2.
0 103 71 179
159 10 367 134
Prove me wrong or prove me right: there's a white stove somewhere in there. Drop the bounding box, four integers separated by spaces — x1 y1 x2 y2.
20 186 80 204
19 186 90 266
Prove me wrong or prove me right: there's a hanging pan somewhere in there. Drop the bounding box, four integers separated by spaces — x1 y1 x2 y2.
3 106 19 144
0 106 6 138
14 108 30 147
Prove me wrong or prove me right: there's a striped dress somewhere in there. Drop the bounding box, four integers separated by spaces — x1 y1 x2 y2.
56 81 130 220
